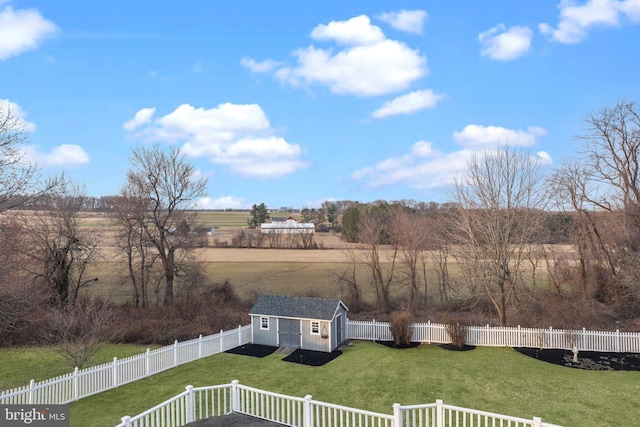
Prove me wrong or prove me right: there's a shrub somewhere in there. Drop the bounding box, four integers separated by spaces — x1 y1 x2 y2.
444 317 468 348
389 310 413 346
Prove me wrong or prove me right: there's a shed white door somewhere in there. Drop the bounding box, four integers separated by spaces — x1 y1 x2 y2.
278 318 301 347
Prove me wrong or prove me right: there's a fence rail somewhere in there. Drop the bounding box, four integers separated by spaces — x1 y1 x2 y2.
115 381 562 427
346 320 640 353
0 325 251 405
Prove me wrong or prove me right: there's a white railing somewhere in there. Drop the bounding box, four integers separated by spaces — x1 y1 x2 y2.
0 325 251 405
116 381 561 427
347 319 640 353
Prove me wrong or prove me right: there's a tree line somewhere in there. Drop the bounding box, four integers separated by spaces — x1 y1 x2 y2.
1 100 639 357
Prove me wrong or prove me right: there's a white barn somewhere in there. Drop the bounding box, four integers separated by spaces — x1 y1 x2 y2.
260 217 314 234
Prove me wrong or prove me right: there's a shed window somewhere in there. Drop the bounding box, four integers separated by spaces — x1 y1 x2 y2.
260 317 269 330
311 321 320 335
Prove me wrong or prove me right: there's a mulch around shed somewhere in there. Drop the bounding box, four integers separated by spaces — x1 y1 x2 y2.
282 349 342 366
225 344 342 366
225 344 278 358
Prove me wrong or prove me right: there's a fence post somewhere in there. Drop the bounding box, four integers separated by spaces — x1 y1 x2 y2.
145 348 150 376
238 325 242 346
517 325 521 348
220 329 224 353
198 335 203 359
186 385 195 422
73 367 79 401
173 340 179 367
533 416 542 427
616 329 620 352
427 320 431 343
303 394 313 427
231 380 240 412
28 379 34 404
549 326 553 349
392 403 401 427
436 399 444 427
121 415 132 427
113 357 118 388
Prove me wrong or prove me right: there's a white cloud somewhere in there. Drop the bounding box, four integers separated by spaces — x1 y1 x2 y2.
311 15 385 45
252 14 427 97
540 0 640 44
377 10 428 34
351 126 551 191
24 144 90 167
535 151 553 165
452 124 546 147
0 98 36 132
351 141 470 190
122 107 155 131
240 57 281 73
197 196 246 210
124 103 307 178
0 4 57 60
371 89 444 119
276 40 426 96
479 24 533 61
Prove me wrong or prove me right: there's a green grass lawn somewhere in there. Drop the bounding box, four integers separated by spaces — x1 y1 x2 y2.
67 341 640 427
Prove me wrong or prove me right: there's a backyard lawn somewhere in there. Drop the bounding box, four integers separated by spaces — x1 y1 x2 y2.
65 341 640 427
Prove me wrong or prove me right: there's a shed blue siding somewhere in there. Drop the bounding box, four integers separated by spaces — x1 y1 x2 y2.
249 295 349 352
251 315 278 347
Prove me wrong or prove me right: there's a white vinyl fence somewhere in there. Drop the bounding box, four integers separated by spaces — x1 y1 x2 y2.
115 381 562 427
346 319 640 353
0 325 251 405
3 319 639 408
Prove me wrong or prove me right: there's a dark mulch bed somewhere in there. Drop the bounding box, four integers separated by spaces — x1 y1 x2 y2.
282 349 342 366
375 340 420 349
515 347 640 371
439 343 476 352
225 344 278 358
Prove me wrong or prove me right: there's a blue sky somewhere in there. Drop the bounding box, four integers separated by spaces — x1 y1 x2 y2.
2 1 639 209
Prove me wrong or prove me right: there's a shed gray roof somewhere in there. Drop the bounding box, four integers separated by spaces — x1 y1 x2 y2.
249 295 347 321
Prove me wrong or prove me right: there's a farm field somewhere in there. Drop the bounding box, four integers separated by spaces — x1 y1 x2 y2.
67 341 640 427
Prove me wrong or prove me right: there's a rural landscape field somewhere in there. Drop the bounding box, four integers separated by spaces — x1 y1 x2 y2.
3 1 640 426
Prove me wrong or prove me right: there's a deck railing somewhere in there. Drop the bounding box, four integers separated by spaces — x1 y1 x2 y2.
346 319 640 353
0 325 251 405
116 381 562 427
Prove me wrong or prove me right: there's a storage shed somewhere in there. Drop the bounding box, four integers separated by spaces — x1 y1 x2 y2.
249 295 348 353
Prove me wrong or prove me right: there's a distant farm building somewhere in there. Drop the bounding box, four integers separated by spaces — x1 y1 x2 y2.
261 217 314 234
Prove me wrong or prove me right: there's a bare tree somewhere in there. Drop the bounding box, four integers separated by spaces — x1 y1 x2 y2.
577 100 640 299
388 209 432 313
448 146 548 326
122 145 208 305
356 206 399 313
23 178 100 305
548 159 617 299
41 298 120 368
0 103 58 212
110 189 162 308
